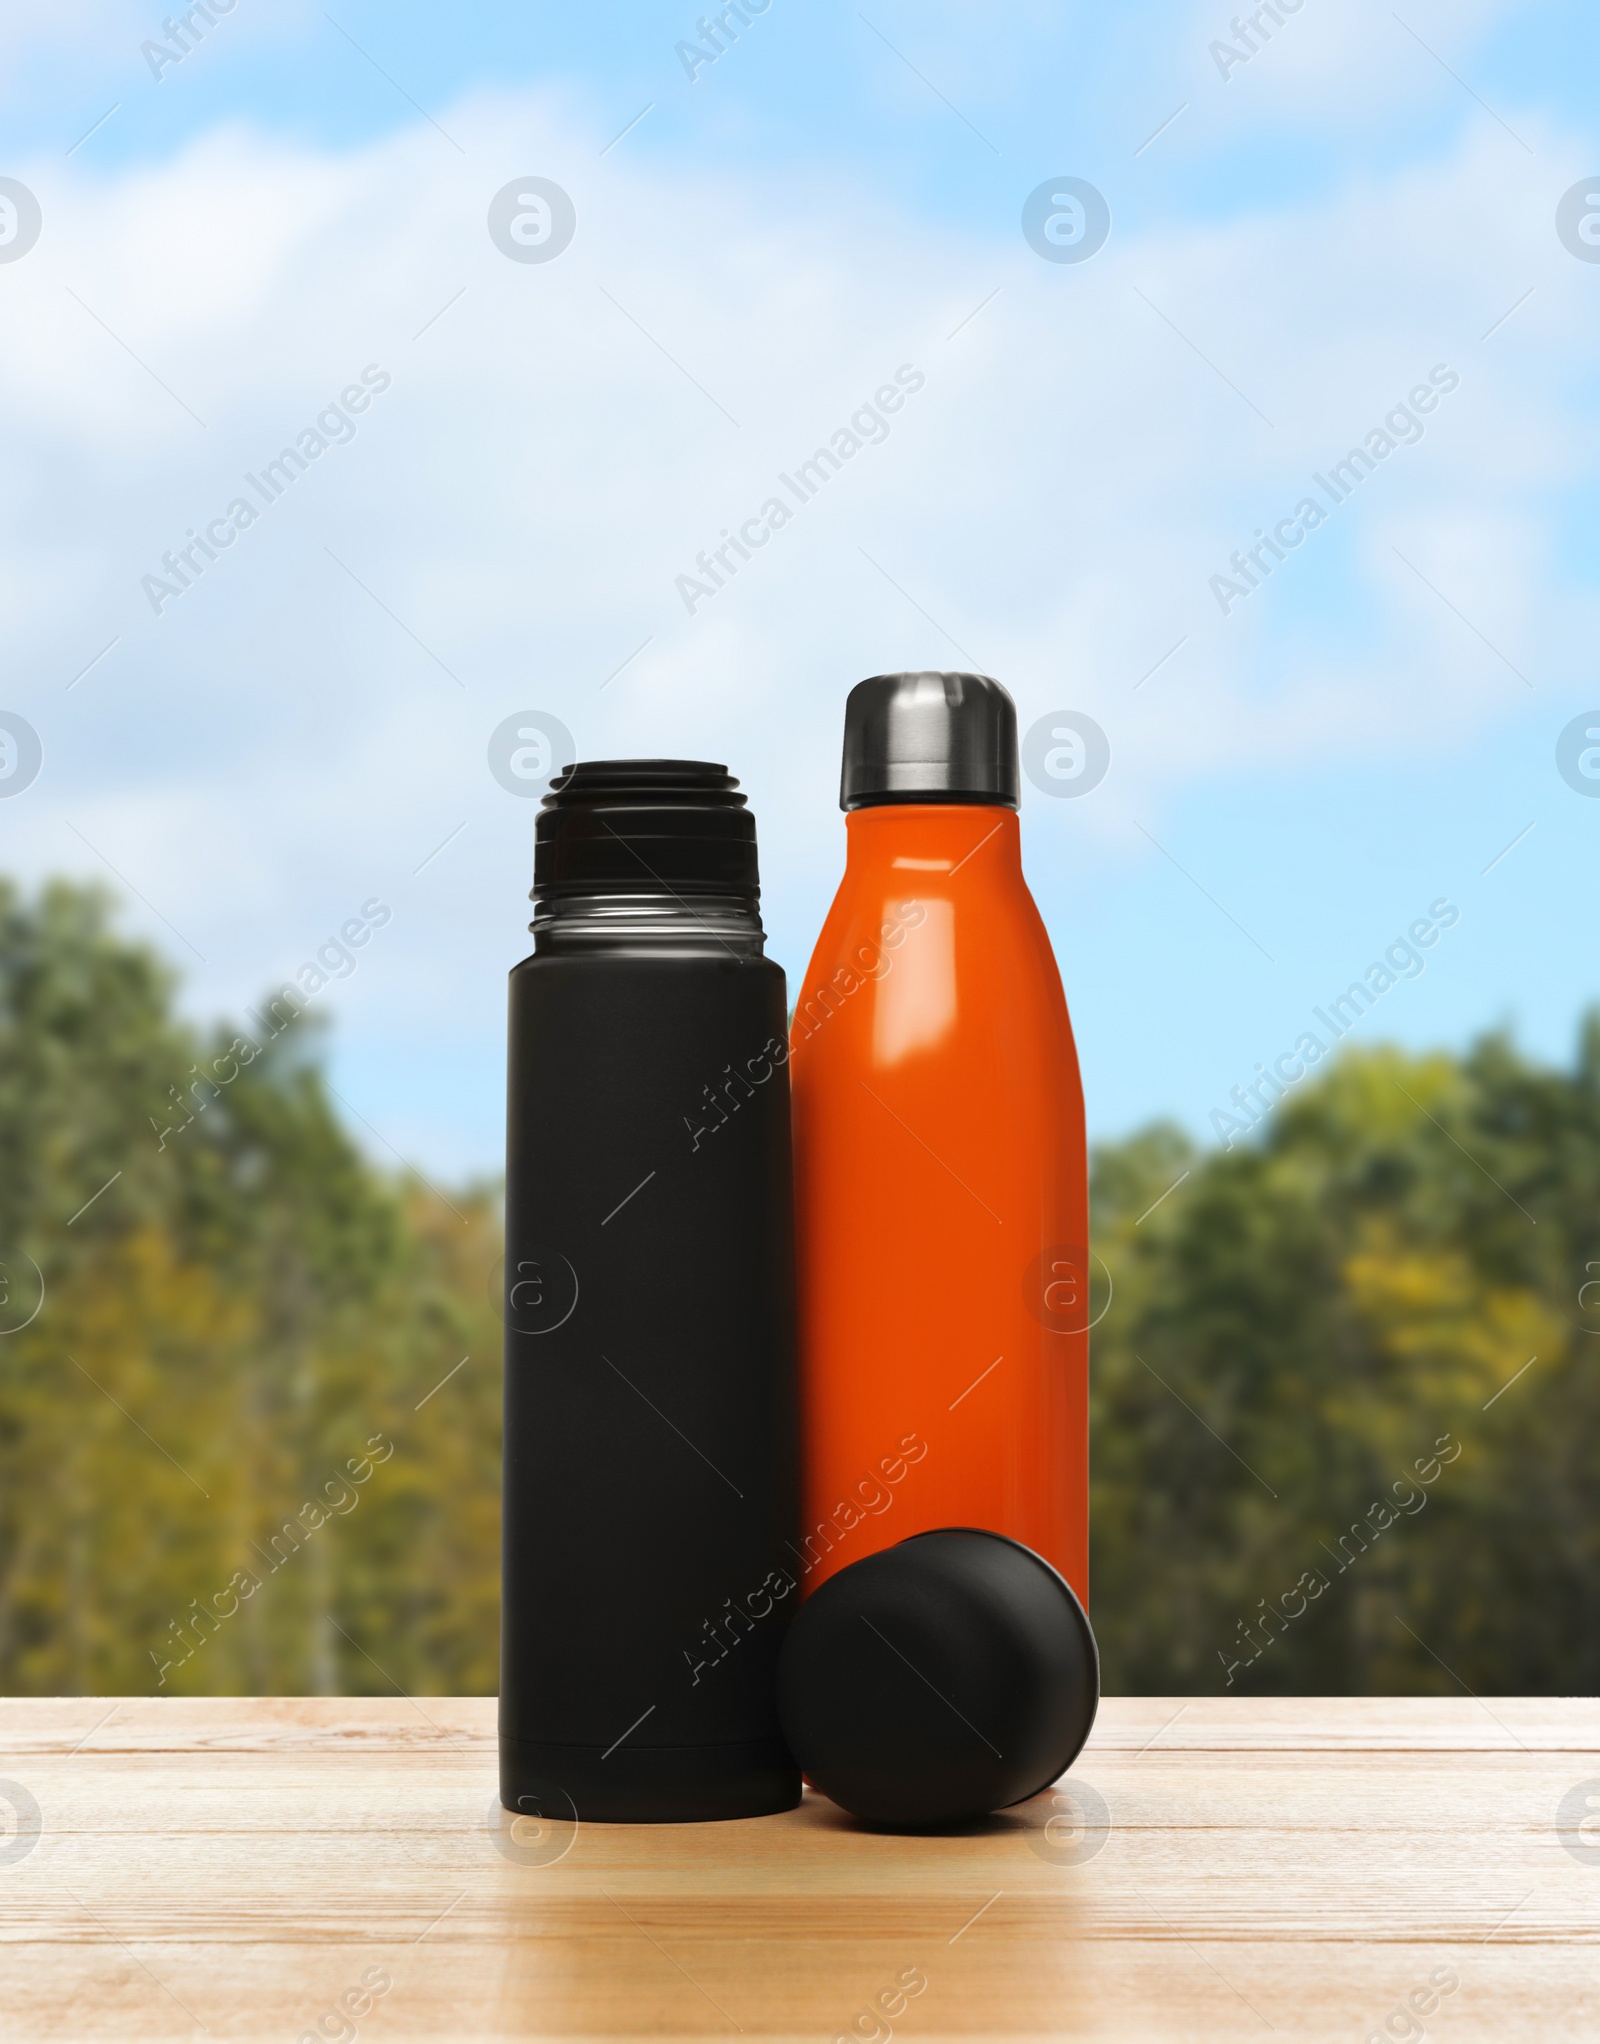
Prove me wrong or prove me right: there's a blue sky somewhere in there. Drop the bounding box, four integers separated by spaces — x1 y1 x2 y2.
3 0 1598 1178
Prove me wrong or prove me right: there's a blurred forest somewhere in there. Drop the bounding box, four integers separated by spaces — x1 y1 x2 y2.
0 879 501 1698
0 878 1595 1697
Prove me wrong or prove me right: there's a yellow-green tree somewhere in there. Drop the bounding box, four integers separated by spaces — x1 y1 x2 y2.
0 879 502 1696
1089 1032 1600 1694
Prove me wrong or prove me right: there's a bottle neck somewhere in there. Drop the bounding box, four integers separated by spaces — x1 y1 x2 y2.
843 800 1021 877
532 892 765 958
530 759 766 958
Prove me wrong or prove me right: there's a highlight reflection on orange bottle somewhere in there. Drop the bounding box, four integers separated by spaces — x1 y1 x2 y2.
790 674 1088 1607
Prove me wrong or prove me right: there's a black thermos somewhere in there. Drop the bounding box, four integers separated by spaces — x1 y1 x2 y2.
500 760 801 1822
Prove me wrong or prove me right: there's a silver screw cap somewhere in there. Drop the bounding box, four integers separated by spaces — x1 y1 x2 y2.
840 671 1020 811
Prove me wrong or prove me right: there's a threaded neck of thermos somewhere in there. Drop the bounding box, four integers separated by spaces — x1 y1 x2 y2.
530 759 765 954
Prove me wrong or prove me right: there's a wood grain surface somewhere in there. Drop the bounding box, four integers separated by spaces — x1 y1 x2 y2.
2 1696 1596 2040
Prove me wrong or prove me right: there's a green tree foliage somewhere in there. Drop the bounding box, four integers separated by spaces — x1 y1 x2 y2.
3 878 1595 1697
1089 1027 1600 1696
0 879 501 1697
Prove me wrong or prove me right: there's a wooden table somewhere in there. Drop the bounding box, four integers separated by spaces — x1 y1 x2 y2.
3 1697 1596 2040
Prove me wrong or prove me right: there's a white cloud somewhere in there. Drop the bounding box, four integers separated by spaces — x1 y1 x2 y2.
1 76 1592 1169
1177 0 1531 132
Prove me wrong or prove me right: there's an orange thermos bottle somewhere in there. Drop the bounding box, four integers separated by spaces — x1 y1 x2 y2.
789 672 1089 1608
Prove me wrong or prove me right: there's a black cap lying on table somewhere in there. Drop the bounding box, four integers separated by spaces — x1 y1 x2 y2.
775 1527 1099 1828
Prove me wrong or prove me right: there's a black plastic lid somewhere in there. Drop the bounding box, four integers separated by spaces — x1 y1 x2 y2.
775 1528 1098 1828
533 759 760 900
840 672 1020 810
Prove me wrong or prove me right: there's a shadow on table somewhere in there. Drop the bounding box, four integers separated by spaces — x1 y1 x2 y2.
791 1782 1073 1843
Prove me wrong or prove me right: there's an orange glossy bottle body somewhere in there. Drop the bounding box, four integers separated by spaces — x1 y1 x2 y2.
790 804 1089 1607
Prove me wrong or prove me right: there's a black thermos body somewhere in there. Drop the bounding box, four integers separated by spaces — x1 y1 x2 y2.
500 760 801 1822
